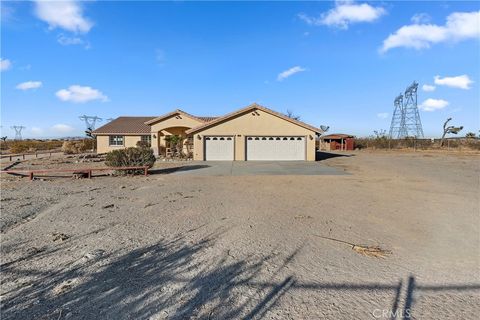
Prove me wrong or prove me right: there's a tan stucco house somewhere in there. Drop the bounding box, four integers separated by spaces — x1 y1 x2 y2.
93 103 321 161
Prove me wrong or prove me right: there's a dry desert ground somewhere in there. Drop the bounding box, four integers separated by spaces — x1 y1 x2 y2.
1 151 479 319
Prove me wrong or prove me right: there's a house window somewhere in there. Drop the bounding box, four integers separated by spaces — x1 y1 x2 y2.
109 135 124 146
141 135 151 146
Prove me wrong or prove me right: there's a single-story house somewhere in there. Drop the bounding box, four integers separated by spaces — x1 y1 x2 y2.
319 134 355 151
93 103 322 161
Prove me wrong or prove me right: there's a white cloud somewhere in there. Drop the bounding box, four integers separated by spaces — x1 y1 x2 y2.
377 112 389 119
51 124 75 134
381 10 480 52
411 13 431 24
298 1 386 29
434 75 473 90
57 34 83 45
277 66 306 81
1 58 12 71
419 98 449 111
34 0 93 33
422 84 436 92
16 81 42 90
56 85 109 103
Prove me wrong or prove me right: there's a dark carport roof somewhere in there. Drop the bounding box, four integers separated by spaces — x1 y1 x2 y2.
93 117 155 135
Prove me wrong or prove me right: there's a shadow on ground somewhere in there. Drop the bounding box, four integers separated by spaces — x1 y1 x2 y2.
316 151 355 161
149 165 211 175
1 232 478 320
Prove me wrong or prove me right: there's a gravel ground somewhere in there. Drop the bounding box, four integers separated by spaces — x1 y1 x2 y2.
1 151 479 319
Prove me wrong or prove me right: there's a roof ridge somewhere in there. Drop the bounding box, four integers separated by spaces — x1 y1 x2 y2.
186 103 321 134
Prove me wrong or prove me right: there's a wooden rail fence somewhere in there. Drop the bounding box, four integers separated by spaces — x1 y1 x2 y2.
0 166 149 180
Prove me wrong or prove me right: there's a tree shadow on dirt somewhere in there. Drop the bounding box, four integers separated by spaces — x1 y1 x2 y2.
1 232 479 320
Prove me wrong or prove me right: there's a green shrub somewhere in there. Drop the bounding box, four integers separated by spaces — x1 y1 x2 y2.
105 147 156 174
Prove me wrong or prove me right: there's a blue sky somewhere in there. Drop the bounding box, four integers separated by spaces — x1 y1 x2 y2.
1 1 479 138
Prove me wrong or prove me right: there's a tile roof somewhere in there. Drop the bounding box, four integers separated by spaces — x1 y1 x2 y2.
93 117 155 135
196 116 219 122
186 103 322 134
144 109 217 125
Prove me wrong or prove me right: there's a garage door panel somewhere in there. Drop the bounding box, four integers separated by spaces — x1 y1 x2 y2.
205 136 234 160
246 136 305 161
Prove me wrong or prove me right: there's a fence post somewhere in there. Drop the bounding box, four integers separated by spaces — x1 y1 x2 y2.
88 170 92 179
23 154 25 160
9 155 12 161
144 166 148 176
29 172 34 180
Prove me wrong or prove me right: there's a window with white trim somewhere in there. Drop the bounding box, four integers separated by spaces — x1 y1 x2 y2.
109 135 124 146
141 135 151 146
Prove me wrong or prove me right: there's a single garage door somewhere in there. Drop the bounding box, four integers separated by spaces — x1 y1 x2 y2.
246 136 306 161
204 136 234 160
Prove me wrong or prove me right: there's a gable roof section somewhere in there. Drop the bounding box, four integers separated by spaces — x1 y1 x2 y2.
93 117 155 135
144 109 213 125
186 103 322 134
321 134 355 139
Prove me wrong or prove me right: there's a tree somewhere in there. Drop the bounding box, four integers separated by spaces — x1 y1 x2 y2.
440 118 463 147
0 136 7 142
373 129 387 138
165 135 182 156
465 132 476 139
286 110 300 121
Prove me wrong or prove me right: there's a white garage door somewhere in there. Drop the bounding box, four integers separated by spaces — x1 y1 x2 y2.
246 136 306 161
205 136 234 160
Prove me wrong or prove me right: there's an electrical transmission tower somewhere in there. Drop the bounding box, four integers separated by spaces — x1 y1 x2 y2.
389 81 424 138
79 115 102 131
11 126 26 140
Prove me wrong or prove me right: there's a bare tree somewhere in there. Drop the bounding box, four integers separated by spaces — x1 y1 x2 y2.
286 110 300 121
440 118 463 147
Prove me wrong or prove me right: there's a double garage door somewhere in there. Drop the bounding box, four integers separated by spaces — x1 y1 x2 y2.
204 136 306 161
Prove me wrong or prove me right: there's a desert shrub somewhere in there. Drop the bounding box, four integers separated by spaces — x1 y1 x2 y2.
136 140 150 148
105 147 156 174
9 142 30 154
62 140 88 154
3 139 64 153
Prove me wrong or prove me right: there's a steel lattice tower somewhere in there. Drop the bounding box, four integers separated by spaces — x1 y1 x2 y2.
79 115 102 131
11 126 26 140
389 81 424 138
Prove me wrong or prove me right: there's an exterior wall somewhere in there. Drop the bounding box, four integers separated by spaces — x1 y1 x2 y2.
149 115 204 156
192 109 316 161
96 135 145 154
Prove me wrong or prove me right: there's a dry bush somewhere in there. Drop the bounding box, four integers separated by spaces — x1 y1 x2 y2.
62 141 88 154
3 140 64 153
105 147 156 174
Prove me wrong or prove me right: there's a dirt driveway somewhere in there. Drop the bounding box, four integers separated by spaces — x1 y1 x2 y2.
1 151 479 319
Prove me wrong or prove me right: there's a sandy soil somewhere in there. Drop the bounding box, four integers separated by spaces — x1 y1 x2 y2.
1 151 479 319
